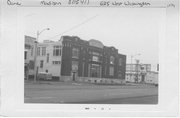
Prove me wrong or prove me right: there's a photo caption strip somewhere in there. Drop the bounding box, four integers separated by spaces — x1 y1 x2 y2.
5 0 176 8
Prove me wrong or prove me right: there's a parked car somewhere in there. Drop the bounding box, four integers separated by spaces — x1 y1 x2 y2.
37 72 52 80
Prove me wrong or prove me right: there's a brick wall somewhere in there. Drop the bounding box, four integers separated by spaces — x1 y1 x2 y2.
60 76 125 85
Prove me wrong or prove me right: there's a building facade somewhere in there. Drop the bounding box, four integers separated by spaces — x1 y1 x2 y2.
145 71 158 84
126 64 151 83
60 36 126 82
36 40 63 80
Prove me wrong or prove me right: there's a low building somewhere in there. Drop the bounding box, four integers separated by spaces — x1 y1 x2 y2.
145 71 158 84
36 40 63 80
126 64 151 83
24 35 36 79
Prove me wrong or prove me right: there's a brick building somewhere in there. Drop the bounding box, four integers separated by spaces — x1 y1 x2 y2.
60 36 126 81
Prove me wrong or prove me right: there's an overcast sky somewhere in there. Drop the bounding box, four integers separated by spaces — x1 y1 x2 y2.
23 7 163 71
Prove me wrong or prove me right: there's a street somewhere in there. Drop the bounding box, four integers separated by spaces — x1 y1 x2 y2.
25 81 158 104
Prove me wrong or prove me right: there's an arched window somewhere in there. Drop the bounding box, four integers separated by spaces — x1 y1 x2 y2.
110 56 114 64
119 58 123 66
109 66 114 76
72 47 79 58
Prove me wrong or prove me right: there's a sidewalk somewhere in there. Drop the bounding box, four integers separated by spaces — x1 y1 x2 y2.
25 80 156 88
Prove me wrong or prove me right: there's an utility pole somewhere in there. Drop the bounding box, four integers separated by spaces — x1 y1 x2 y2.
130 53 141 83
34 28 50 82
135 59 140 83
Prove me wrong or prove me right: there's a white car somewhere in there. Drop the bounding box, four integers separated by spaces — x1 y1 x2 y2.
37 72 52 80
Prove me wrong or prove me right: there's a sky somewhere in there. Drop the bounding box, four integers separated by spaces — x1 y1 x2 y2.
23 7 163 71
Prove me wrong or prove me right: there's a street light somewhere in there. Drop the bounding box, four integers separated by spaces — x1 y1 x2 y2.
135 59 140 83
130 53 141 82
34 28 50 82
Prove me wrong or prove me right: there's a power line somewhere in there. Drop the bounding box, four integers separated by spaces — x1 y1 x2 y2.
44 14 99 41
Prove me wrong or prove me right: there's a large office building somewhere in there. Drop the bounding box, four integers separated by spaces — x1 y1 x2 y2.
145 71 158 84
60 36 126 82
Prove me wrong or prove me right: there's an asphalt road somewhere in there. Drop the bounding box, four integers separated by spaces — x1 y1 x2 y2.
79 95 158 104
24 81 158 104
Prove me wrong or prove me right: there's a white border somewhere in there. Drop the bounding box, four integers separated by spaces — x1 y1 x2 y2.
0 0 179 117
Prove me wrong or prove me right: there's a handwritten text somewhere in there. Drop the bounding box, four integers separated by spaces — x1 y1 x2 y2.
167 3 175 8
40 1 61 6
68 0 89 5
7 0 21 5
100 1 151 7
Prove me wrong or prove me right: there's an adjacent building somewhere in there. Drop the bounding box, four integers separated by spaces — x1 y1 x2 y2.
126 63 158 84
36 40 62 80
24 35 36 79
126 64 151 83
145 71 158 84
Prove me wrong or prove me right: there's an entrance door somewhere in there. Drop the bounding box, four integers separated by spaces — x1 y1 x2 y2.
90 64 101 78
141 75 145 82
72 72 76 81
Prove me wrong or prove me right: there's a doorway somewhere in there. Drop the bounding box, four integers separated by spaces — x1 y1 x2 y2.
141 74 145 82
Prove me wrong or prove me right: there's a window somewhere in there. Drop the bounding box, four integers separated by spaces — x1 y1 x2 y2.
29 60 34 69
37 47 40 56
82 62 85 76
42 47 46 56
109 66 114 76
72 61 78 71
92 55 99 62
140 66 145 70
53 46 61 56
31 46 34 56
90 64 101 78
92 51 100 62
72 48 79 58
92 52 100 56
40 60 43 68
118 72 122 78
119 58 123 66
104 66 107 76
47 53 49 63
46 69 48 73
37 47 46 56
52 61 61 65
24 51 27 60
110 56 115 64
